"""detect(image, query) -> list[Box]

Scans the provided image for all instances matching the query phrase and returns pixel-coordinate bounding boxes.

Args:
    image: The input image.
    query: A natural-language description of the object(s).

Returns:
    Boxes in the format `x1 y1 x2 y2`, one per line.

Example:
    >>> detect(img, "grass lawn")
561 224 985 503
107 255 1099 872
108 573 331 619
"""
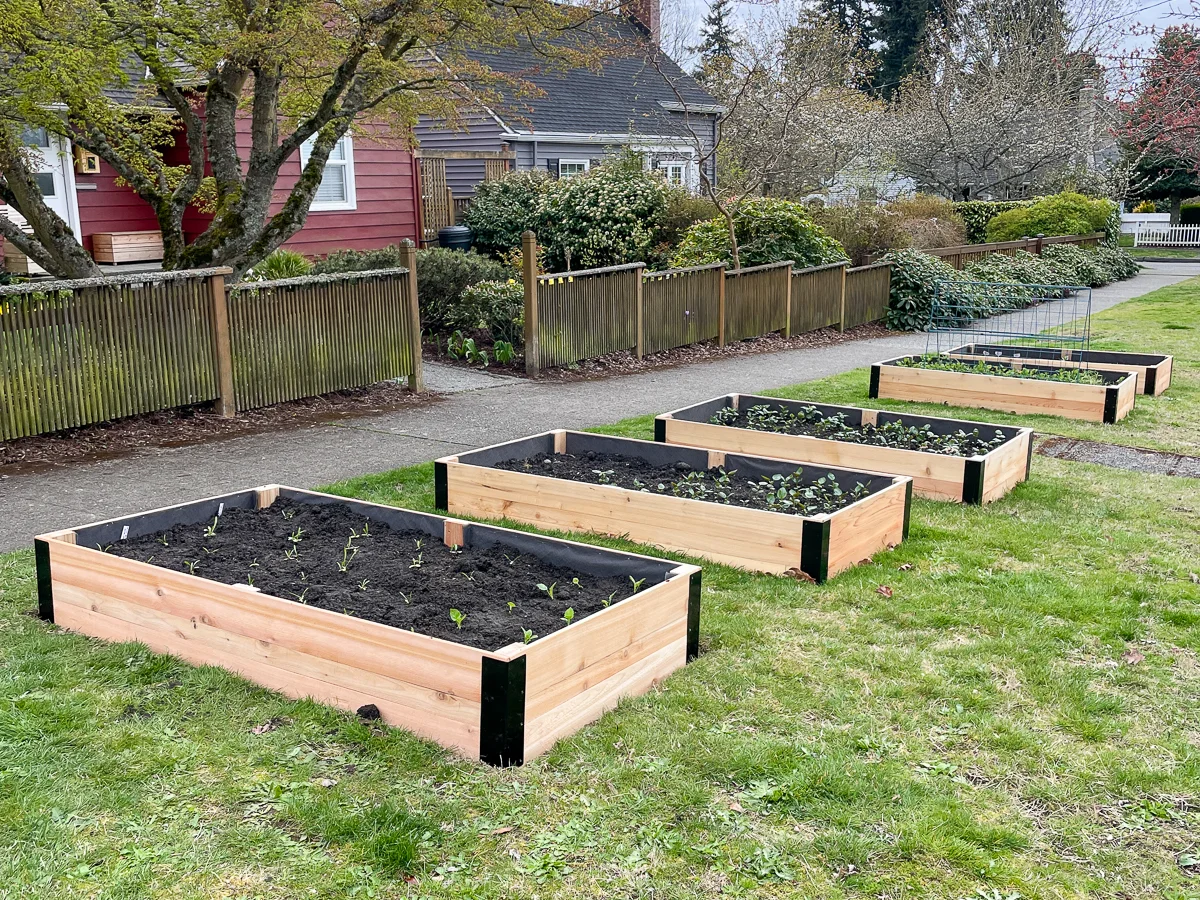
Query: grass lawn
1 281 1199 899
1118 235 1200 259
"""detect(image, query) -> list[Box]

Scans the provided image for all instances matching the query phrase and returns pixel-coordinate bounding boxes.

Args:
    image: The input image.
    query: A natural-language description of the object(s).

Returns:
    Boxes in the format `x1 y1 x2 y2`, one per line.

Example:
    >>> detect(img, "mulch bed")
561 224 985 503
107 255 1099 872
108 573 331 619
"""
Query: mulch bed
0 382 434 477
105 502 640 651
427 323 892 382
1037 436 1200 479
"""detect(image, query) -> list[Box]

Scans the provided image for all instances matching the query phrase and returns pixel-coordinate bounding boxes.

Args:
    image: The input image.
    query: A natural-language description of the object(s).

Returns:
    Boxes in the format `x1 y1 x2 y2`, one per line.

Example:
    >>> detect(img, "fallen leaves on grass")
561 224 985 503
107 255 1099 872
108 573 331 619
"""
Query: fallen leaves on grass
897 563 913 571
876 585 894 598
1123 649 1146 666
251 717 291 735
783 567 815 583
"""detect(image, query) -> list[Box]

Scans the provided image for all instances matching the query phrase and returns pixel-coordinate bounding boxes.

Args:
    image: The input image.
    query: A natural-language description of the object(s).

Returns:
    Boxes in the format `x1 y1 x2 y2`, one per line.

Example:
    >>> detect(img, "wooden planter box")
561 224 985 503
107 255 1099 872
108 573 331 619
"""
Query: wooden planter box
435 431 912 581
947 343 1173 396
92 231 165 264
656 394 1033 504
870 355 1138 423
34 485 699 766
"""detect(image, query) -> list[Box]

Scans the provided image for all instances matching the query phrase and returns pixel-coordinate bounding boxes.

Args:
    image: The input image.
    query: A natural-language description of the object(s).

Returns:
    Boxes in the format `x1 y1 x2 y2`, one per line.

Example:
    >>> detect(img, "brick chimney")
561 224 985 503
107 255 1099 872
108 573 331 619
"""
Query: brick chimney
627 0 661 45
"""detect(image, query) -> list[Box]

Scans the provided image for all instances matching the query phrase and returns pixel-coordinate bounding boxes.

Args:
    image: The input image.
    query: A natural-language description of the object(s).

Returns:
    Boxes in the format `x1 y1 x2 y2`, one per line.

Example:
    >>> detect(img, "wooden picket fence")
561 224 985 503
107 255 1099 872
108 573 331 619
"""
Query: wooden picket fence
520 232 891 375
924 232 1104 270
0 261 423 441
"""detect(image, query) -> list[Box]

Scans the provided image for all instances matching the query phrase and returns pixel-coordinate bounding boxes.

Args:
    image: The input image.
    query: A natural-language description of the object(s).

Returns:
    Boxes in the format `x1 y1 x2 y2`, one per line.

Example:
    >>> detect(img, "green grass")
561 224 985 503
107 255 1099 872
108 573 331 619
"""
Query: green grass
2 281 1199 899
1119 235 1200 259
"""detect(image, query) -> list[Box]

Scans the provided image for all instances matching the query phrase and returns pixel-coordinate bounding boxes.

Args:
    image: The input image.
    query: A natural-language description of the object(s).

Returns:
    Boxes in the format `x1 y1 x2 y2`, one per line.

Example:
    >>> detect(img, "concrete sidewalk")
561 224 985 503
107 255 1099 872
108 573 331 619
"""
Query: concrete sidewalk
2 263 1192 552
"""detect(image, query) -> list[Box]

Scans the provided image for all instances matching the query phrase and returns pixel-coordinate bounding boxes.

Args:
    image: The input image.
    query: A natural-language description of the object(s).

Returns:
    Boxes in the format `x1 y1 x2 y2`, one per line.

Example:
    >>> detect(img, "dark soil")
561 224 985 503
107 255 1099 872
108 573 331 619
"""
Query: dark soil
714 404 1008 457
0 382 434 477
104 503 640 651
493 451 871 516
1037 436 1200 478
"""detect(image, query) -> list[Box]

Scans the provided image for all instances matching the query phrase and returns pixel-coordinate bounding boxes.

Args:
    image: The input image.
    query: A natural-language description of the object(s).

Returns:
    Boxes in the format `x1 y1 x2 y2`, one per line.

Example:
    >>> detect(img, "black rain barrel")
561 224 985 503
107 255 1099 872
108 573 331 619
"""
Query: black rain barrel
438 225 473 251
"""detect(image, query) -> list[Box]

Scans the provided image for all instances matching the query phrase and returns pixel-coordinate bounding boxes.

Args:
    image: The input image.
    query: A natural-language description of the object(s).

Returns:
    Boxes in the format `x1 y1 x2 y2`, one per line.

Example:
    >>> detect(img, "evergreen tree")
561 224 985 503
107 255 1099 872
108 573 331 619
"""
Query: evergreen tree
818 0 876 55
693 0 737 79
873 0 951 97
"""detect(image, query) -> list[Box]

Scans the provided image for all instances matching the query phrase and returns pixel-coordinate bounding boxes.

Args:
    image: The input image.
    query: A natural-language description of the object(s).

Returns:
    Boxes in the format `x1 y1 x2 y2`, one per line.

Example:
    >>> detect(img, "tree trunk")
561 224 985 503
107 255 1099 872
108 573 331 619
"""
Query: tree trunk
1171 195 1183 224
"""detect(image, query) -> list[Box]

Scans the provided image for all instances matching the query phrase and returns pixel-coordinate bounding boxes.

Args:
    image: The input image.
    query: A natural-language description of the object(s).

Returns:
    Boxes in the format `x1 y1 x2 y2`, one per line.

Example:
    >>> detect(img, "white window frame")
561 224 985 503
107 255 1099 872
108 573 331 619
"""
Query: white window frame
557 158 589 179
661 161 687 187
300 134 357 211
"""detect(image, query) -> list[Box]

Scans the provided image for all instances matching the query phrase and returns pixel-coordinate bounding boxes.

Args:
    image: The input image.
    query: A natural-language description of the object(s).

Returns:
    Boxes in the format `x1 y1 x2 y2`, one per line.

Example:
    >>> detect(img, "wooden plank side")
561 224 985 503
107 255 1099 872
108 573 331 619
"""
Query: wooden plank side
47 540 486 700
445 463 807 574
825 480 908 576
949 350 1152 394
875 365 1110 421
521 576 689 709
664 416 967 501
1116 376 1137 421
1154 357 1173 395
982 430 1033 504
523 637 687 761
52 598 480 756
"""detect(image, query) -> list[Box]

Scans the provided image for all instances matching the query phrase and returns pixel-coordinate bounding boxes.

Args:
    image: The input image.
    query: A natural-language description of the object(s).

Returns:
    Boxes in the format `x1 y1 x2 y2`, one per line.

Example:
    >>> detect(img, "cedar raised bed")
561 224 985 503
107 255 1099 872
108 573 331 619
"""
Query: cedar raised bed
656 394 1033 503
947 343 1174 396
34 485 699 766
435 430 912 581
870 355 1138 423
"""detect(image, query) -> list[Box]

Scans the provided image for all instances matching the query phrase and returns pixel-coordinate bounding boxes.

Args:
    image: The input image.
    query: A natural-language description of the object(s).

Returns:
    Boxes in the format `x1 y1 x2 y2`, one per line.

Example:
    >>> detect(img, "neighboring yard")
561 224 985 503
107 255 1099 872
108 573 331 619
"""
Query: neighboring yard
1 281 1198 899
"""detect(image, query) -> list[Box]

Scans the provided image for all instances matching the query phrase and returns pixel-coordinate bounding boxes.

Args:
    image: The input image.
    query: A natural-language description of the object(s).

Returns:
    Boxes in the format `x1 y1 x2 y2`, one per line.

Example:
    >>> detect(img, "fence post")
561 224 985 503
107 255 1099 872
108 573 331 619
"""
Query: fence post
635 264 645 359
1033 233 1045 255
522 231 540 376
717 266 727 346
837 263 848 332
400 240 425 393
783 264 793 338
209 269 236 417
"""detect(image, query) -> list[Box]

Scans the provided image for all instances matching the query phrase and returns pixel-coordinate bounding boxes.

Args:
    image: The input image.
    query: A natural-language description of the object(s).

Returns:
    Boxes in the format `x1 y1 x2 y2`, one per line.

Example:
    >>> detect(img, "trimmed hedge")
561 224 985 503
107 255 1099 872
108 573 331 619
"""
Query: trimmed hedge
985 193 1115 243
673 198 847 269
953 200 1036 243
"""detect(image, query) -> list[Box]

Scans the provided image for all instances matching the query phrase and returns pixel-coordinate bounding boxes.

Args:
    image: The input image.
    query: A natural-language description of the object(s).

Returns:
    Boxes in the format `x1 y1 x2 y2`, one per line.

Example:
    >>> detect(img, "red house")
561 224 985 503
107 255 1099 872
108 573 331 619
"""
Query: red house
2 119 423 273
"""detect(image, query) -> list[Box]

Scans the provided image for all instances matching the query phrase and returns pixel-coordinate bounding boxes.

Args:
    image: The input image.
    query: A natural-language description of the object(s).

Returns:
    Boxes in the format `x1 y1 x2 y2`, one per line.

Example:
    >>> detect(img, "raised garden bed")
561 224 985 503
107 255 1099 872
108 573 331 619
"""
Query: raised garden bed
34 486 699 766
435 431 911 581
870 354 1138 423
655 394 1033 503
947 343 1173 396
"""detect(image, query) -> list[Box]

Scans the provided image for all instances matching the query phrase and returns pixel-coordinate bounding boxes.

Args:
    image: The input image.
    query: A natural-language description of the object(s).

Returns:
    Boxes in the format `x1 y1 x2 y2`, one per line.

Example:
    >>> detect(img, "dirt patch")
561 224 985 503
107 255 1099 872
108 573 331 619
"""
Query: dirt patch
0 382 436 478
104 503 643 651
1037 436 1200 478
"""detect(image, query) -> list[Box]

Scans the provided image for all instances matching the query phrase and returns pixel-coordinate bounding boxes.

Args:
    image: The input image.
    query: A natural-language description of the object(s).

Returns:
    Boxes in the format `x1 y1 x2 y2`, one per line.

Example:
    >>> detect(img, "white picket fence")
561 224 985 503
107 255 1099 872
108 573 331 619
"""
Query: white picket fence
1132 223 1200 247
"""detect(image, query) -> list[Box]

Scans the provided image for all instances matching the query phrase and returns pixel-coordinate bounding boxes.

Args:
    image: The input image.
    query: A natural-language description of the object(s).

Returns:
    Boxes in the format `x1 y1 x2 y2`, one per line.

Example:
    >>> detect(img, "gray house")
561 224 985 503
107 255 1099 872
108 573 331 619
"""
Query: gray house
415 1 722 208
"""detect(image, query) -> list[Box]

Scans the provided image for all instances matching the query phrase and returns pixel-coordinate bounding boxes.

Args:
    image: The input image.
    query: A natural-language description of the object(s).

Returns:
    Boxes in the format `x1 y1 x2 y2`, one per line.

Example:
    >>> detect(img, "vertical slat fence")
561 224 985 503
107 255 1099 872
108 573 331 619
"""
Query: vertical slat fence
723 261 793 342
0 270 224 441
790 262 847 334
226 269 418 411
419 157 452 242
926 232 1105 269
533 264 644 370
842 262 892 329
641 264 724 355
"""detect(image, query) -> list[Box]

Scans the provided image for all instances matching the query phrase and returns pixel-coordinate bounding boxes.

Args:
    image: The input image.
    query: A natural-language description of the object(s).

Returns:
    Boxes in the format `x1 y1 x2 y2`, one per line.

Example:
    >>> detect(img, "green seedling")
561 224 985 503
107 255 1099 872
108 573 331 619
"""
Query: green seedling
571 577 583 588
629 576 646 593
282 508 296 520
523 629 536 644
158 535 169 547
507 602 516 614
293 588 309 604
562 607 575 625
449 608 466 629
284 546 300 561
203 517 218 538
449 544 462 554
604 590 616 607
249 558 259 568
410 553 423 570
592 469 615 484
398 591 410 605
462 572 476 582
537 582 556 601
299 571 307 583
357 579 370 591
202 546 216 555
361 521 370 537
288 527 305 544
414 538 423 550
184 560 200 575
246 574 255 587
337 544 358 573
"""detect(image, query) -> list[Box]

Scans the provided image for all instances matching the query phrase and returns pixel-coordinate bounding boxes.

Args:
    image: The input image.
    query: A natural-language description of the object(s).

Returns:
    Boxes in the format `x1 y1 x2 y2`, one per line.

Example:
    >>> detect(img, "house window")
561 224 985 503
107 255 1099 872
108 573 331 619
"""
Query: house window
662 163 686 187
300 134 356 211
558 159 589 179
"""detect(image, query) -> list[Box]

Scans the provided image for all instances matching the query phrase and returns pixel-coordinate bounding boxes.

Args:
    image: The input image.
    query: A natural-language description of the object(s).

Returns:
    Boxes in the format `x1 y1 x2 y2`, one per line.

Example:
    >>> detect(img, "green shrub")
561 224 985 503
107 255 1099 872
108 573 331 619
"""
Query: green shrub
244 248 313 281
1093 246 1141 280
882 248 972 331
464 171 551 256
963 250 1060 286
809 203 910 266
1132 200 1157 213
953 199 1036 242
447 279 524 346
651 188 721 267
1039 244 1109 287
313 245 407 274
1182 202 1200 225
535 159 669 271
985 193 1115 243
673 198 847 269
414 249 510 332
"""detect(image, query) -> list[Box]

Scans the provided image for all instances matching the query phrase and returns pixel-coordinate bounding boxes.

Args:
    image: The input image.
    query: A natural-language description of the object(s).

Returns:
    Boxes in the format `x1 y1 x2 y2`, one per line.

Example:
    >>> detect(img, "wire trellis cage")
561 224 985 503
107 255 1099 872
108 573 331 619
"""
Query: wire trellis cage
925 280 1093 370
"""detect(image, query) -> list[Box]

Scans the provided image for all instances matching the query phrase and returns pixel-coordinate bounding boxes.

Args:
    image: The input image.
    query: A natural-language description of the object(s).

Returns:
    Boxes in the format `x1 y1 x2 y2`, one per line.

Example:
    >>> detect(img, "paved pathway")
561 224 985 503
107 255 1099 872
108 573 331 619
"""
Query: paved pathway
2 263 1192 552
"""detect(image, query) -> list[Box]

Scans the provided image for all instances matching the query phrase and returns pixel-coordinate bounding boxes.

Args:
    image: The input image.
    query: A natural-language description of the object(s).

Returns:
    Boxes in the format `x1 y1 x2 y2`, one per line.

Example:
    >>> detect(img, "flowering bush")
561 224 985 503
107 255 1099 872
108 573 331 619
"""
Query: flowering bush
534 159 669 271
672 198 847 269
464 171 551 256
447 279 525 346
